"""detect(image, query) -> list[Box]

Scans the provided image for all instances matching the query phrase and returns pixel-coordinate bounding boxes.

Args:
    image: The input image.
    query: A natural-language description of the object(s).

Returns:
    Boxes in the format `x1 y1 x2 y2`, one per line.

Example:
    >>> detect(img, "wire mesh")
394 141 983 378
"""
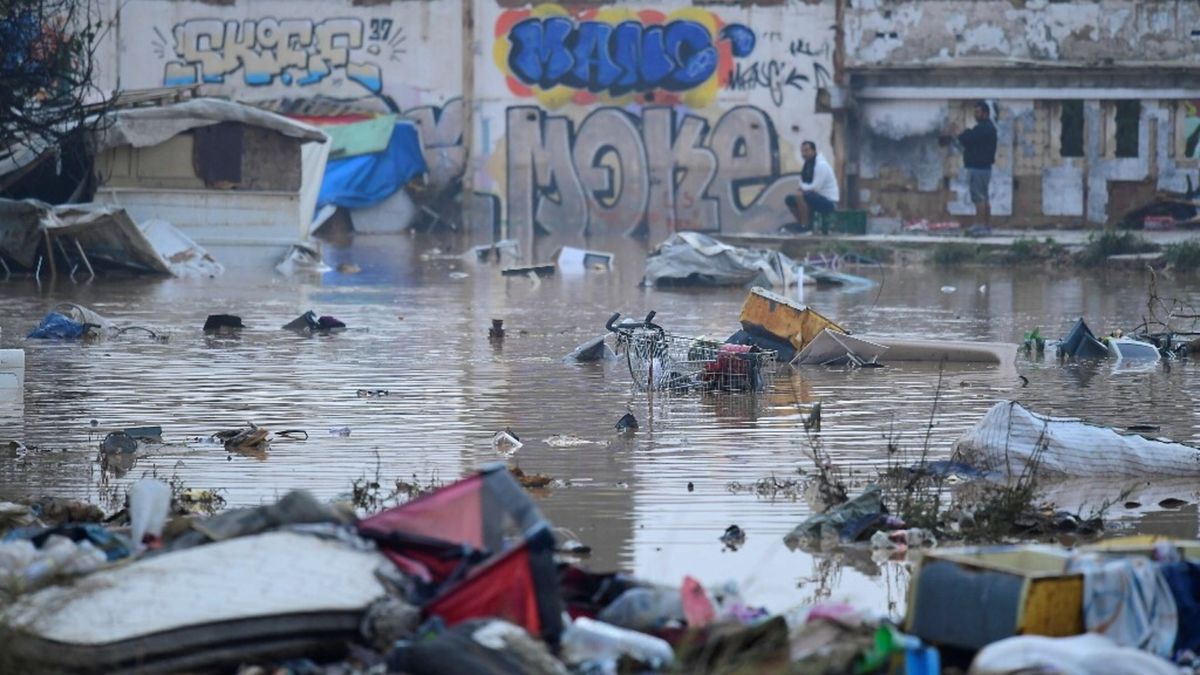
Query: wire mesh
618 329 777 393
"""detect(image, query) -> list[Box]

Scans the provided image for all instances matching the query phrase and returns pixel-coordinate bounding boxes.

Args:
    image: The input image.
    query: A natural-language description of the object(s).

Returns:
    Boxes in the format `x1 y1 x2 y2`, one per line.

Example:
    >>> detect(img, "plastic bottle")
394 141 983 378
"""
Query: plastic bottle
560 616 674 668
129 478 171 548
597 586 683 631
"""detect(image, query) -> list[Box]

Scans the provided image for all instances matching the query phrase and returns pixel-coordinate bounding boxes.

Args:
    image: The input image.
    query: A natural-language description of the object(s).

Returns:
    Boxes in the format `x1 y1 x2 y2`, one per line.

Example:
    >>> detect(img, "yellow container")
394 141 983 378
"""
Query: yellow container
738 287 845 354
1084 536 1200 559
905 546 1084 651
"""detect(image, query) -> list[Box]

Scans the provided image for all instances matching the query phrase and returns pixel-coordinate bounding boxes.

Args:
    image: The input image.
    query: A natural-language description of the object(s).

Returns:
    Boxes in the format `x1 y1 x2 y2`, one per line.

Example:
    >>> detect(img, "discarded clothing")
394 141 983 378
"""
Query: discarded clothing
388 619 568 675
953 401 1200 477
165 490 350 551
643 233 801 288
1159 560 1200 655
28 312 87 340
1066 553 1177 657
783 485 884 547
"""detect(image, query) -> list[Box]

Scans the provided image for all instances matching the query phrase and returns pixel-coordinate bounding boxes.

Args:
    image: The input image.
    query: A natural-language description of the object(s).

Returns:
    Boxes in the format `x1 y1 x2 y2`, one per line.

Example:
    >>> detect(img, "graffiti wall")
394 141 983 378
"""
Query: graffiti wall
476 2 837 238
116 0 463 111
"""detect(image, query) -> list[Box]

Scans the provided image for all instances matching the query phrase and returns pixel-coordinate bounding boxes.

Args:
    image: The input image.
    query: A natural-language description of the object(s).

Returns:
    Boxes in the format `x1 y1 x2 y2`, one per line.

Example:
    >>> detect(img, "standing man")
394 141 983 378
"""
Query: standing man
784 141 839 232
952 101 998 229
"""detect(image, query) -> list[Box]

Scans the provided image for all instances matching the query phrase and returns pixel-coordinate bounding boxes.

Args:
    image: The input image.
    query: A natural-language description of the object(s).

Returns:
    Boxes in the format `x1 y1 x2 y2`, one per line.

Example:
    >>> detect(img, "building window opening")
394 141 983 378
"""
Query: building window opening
1115 100 1140 158
1060 100 1084 158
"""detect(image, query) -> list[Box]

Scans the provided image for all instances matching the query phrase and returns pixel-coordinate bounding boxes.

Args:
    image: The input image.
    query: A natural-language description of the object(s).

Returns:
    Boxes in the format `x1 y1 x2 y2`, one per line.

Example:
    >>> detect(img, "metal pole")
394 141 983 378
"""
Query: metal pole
73 239 96 280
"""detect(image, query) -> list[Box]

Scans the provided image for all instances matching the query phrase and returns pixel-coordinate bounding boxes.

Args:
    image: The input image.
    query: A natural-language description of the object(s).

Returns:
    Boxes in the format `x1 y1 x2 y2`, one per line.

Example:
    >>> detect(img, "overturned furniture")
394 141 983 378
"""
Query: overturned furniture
0 198 220 278
90 98 329 269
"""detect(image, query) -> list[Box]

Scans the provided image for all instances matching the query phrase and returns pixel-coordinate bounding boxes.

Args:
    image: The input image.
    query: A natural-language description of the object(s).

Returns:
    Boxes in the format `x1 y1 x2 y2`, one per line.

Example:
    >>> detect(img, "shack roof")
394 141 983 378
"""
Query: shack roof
92 98 327 153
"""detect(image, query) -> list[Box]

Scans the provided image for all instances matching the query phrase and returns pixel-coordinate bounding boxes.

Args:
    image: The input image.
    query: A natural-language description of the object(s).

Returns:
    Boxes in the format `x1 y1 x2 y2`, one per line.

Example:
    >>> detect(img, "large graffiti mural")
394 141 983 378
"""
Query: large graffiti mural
506 104 802 238
495 6 756 109
158 17 407 93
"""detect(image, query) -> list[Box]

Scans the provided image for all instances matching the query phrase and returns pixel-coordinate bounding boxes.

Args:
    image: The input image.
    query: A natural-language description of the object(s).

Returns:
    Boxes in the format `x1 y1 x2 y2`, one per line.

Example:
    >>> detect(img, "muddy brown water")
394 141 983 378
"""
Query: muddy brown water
2 231 1200 619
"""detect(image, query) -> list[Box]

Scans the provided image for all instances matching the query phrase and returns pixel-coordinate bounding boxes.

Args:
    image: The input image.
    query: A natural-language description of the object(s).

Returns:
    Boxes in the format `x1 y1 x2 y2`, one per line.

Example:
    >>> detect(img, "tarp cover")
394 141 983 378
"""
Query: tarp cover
91 99 326 152
643 233 800 288
953 401 1200 477
317 122 427 210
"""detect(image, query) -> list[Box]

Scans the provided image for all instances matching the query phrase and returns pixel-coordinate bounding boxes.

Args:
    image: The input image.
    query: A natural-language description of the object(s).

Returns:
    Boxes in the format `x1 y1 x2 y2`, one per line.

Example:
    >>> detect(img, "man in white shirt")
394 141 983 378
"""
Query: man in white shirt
784 141 840 231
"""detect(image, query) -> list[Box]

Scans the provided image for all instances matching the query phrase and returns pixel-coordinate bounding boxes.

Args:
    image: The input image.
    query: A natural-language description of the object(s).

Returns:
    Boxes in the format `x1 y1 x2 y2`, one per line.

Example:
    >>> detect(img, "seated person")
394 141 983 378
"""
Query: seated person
784 140 839 232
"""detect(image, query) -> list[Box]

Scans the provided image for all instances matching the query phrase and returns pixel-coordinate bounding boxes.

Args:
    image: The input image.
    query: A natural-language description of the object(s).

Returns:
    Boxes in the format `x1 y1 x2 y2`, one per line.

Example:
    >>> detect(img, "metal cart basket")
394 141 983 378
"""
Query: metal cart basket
606 312 777 393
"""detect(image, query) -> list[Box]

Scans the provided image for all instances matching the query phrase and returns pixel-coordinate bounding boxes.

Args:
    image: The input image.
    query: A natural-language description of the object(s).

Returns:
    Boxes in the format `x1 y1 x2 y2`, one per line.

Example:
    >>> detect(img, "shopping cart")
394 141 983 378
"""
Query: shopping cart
606 312 777 393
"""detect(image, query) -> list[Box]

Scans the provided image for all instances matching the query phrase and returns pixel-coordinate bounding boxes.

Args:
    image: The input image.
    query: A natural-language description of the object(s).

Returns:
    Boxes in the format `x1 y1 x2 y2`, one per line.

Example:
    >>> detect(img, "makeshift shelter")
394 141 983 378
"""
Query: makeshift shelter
90 99 329 269
0 198 221 278
357 464 564 642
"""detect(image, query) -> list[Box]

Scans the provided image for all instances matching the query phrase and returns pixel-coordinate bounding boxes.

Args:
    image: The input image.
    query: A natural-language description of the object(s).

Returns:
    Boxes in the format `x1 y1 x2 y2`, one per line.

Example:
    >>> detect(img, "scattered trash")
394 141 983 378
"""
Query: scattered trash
283 310 347 333
128 478 170 549
492 427 522 454
448 271 470 280
214 424 272 454
642 233 802 288
1057 317 1108 359
275 243 332 276
954 401 1200 477
556 247 614 273
489 319 505 340
720 524 746 550
356 389 389 398
561 616 675 668
565 334 615 362
203 314 243 333
509 465 554 489
545 434 594 448
615 413 639 433
98 430 138 455
470 239 520 263
784 484 885 548
501 264 555 277
940 285 956 294
328 426 352 437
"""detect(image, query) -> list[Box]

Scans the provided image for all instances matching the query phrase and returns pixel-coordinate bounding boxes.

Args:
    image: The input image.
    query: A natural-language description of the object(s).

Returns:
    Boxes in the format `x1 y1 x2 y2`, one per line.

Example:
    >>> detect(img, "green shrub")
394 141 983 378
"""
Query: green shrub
1076 231 1159 267
1163 240 1200 272
932 242 981 265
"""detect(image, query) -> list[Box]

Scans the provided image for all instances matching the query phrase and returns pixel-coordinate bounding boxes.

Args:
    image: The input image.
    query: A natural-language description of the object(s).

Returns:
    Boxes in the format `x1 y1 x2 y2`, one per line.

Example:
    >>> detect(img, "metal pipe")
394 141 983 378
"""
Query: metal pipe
73 238 95 280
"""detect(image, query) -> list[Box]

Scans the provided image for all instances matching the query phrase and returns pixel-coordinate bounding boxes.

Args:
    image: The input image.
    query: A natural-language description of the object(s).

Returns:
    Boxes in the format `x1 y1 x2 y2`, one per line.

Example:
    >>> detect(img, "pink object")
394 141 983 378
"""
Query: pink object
681 576 716 628
807 602 860 623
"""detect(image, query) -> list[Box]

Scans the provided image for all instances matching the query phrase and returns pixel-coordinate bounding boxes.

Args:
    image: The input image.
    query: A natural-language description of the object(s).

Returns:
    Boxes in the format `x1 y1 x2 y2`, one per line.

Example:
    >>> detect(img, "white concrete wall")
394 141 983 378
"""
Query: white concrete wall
846 0 1200 66
114 0 463 111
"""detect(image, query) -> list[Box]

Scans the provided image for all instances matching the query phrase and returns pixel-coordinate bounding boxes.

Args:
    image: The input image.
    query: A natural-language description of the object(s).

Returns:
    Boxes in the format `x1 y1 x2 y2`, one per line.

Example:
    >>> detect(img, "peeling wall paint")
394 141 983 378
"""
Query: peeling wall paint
847 0 1200 66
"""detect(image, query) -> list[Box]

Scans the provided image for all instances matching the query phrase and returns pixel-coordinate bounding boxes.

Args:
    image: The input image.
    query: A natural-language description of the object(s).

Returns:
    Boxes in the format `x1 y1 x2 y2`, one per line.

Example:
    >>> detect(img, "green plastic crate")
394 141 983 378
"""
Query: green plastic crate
815 210 867 235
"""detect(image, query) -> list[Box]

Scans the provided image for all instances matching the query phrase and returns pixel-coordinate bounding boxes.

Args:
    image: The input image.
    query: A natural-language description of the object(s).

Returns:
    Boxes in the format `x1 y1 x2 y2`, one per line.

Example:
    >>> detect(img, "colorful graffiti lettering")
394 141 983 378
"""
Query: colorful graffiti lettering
157 17 406 93
505 105 801 238
494 6 755 109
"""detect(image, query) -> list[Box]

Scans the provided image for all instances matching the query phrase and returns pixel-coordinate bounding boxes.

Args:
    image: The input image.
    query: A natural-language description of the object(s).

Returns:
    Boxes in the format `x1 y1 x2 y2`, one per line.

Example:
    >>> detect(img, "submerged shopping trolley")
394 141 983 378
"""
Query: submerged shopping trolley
606 312 778 393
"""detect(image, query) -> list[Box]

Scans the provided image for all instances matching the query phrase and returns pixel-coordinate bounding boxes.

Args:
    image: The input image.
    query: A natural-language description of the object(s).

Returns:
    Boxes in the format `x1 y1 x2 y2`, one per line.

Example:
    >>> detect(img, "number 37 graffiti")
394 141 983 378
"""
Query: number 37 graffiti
156 16 407 93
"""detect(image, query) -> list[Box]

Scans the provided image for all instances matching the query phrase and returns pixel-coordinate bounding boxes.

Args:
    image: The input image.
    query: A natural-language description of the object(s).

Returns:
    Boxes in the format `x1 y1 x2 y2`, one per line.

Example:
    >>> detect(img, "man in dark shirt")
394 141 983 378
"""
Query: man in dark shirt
952 101 998 228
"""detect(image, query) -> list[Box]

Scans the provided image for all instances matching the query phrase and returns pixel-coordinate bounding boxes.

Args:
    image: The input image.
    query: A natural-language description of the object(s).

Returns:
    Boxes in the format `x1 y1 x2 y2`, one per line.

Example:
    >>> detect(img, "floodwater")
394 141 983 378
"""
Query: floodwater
3 231 1200 620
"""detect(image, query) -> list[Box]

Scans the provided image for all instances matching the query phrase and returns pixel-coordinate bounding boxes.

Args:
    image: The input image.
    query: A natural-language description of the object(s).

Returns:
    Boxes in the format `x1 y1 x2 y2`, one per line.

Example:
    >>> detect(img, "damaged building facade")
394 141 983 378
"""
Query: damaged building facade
69 0 1200 235
843 0 1200 228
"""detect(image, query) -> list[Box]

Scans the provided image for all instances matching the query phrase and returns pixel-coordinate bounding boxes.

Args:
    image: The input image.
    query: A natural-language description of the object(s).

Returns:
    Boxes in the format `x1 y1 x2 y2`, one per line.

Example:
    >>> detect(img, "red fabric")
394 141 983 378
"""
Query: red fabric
425 545 541 636
360 475 485 548
285 114 375 126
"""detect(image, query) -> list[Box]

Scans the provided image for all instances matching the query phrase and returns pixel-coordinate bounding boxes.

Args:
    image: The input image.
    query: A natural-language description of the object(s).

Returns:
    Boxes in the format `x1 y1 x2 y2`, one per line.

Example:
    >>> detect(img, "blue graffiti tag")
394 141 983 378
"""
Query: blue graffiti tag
507 18 755 95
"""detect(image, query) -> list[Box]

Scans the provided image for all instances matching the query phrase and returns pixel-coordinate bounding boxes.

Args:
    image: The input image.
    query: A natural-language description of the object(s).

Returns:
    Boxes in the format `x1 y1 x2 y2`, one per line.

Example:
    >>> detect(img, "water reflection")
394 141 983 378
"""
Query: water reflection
0 231 1199 618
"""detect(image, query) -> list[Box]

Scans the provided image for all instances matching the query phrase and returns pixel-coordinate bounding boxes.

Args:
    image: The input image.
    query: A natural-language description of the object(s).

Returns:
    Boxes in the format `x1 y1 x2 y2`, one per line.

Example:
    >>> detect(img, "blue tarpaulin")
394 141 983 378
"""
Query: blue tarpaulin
317 122 427 211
